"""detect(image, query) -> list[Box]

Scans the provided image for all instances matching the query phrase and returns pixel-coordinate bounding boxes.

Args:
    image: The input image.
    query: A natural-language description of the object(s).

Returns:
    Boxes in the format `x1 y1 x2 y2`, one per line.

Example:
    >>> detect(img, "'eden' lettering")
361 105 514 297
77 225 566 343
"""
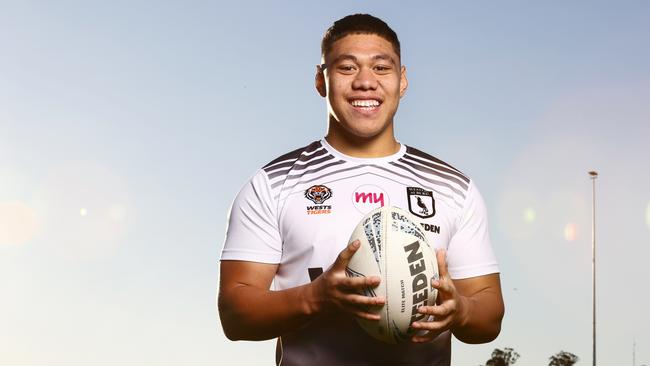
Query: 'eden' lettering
403 240 430 331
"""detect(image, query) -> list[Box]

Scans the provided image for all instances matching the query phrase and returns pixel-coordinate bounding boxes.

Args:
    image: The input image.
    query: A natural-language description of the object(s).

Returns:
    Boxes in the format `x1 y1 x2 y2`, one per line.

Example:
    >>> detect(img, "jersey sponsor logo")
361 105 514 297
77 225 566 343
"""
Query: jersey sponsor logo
420 223 441 234
305 184 333 215
403 240 430 337
304 184 332 204
306 204 332 215
352 184 389 214
355 192 385 205
407 187 435 219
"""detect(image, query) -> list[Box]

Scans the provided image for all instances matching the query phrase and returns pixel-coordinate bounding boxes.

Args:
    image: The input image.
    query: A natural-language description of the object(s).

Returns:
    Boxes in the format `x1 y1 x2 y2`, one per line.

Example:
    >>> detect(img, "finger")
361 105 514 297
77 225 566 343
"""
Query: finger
343 293 386 307
417 304 453 317
411 317 453 332
351 309 381 321
431 276 454 294
340 275 381 290
333 240 360 270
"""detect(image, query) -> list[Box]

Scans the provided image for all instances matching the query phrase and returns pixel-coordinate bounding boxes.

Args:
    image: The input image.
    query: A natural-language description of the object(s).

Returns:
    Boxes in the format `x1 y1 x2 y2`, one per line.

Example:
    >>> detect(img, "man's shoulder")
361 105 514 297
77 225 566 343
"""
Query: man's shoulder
403 144 471 186
261 140 323 173
259 140 335 186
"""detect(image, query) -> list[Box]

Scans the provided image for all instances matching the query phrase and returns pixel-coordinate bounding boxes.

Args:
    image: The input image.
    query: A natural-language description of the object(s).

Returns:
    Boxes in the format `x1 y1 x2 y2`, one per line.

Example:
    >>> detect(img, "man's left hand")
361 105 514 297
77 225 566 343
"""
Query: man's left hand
410 249 468 343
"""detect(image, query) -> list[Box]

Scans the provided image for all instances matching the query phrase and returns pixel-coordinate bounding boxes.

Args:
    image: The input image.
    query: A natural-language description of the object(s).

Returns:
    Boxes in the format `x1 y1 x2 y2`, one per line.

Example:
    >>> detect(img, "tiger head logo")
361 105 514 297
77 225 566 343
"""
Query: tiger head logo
305 185 333 204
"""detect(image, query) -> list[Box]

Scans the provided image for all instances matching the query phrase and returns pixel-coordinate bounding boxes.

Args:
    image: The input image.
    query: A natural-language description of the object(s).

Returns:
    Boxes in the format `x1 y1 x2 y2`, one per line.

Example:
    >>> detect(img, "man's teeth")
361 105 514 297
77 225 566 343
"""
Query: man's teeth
351 100 380 107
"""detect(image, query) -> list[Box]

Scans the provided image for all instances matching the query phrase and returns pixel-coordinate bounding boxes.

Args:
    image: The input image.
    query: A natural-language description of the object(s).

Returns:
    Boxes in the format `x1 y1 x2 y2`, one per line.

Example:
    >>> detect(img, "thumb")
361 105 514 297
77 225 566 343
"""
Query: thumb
435 249 449 280
433 249 453 303
333 240 360 270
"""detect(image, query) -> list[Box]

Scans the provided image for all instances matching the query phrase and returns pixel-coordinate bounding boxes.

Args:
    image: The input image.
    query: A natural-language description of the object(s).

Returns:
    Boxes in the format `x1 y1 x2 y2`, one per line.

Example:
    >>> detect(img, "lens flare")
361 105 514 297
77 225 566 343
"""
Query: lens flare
31 161 132 260
564 222 578 242
523 208 536 223
0 201 39 246
496 189 540 241
107 204 126 222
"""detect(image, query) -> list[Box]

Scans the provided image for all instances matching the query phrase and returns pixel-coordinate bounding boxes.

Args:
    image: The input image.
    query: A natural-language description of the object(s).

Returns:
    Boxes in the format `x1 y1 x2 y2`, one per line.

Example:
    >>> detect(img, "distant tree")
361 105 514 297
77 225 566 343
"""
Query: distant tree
548 351 579 366
485 347 520 366
486 359 506 366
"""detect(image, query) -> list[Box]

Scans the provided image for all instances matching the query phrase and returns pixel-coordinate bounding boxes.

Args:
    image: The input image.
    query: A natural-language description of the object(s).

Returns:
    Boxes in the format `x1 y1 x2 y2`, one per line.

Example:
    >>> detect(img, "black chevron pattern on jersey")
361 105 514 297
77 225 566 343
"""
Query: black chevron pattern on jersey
396 157 468 191
270 160 346 189
275 164 368 196
267 142 469 209
267 152 334 180
389 161 466 199
273 163 465 209
263 140 323 173
405 146 469 184
371 165 464 208
263 141 347 191
265 148 328 175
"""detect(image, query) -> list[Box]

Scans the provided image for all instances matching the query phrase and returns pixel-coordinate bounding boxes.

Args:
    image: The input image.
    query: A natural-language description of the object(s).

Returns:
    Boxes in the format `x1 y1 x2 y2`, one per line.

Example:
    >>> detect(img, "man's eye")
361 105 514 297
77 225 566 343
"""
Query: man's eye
337 65 357 73
374 65 392 73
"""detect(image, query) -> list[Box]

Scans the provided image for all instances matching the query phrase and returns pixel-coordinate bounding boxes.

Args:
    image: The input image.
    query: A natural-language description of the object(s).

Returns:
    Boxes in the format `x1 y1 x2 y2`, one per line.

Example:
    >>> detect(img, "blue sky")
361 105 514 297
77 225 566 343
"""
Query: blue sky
1 1 649 365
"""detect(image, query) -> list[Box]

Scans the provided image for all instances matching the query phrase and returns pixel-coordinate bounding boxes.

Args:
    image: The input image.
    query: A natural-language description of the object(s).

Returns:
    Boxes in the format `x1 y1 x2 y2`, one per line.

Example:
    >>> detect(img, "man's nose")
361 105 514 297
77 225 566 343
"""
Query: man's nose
352 67 378 90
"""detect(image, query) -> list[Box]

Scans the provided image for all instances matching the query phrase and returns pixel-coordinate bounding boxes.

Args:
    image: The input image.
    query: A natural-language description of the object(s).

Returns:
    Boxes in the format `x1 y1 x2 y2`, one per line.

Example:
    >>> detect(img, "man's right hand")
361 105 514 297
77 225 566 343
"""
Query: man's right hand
309 240 385 320
219 240 384 341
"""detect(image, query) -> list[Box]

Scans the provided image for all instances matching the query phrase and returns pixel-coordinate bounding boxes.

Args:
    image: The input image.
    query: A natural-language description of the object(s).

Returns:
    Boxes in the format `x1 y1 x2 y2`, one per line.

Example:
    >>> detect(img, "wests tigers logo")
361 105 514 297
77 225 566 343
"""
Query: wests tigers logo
304 185 332 204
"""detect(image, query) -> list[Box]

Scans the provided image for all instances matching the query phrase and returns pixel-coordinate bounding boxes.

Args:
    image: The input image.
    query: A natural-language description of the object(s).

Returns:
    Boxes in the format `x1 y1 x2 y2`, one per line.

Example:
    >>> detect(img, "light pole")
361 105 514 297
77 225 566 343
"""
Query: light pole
589 171 598 366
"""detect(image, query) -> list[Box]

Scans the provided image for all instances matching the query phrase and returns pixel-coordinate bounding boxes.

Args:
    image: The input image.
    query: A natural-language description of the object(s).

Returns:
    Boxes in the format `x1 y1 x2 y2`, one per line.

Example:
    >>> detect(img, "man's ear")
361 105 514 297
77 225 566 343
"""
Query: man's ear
399 65 408 98
315 65 326 97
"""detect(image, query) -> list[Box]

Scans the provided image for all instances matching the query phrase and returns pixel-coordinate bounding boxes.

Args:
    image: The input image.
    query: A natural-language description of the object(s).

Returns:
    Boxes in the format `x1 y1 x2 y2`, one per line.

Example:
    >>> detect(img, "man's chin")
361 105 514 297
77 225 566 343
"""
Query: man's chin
329 115 393 140
342 125 391 141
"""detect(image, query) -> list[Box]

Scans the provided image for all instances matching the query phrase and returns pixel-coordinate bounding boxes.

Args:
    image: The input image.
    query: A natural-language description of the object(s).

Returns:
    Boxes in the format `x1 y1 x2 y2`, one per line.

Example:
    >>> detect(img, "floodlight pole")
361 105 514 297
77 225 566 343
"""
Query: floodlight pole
589 171 598 366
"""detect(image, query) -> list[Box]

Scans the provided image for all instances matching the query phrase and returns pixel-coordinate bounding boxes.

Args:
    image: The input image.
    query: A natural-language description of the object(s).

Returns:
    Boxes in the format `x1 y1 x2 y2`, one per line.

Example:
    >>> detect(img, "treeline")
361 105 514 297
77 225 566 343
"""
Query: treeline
482 347 579 365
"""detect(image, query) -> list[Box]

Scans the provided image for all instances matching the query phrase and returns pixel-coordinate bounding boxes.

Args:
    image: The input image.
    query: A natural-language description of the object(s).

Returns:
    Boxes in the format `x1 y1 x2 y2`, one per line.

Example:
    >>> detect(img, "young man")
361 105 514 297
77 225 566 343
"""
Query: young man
219 14 504 366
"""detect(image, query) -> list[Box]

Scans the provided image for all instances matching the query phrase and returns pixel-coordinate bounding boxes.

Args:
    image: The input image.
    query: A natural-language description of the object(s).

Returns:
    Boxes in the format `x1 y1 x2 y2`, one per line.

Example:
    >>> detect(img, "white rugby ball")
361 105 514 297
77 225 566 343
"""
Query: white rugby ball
346 205 439 344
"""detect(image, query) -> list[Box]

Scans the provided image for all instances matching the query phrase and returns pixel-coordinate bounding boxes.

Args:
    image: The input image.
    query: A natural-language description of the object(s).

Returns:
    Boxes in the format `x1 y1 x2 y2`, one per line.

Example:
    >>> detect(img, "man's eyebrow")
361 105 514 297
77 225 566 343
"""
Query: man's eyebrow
372 54 397 65
330 54 358 64
329 53 397 65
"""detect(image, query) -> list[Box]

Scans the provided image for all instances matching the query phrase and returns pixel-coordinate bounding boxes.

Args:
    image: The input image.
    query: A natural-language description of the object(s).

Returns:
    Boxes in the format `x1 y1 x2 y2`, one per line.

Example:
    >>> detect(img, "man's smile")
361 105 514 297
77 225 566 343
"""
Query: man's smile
349 98 383 114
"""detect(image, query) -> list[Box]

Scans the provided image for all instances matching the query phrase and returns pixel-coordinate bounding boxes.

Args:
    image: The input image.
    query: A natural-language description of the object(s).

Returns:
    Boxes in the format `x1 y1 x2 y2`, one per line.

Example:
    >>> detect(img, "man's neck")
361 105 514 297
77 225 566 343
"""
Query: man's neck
324 120 400 158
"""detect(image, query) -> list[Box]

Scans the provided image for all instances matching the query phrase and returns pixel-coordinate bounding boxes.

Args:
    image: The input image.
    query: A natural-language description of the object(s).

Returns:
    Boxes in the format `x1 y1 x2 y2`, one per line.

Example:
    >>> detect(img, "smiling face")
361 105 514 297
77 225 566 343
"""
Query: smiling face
317 33 408 146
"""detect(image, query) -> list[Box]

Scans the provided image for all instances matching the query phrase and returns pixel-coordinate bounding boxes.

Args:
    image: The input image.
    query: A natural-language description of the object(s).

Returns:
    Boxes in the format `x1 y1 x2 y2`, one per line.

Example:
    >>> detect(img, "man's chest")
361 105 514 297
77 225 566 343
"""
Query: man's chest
277 173 457 270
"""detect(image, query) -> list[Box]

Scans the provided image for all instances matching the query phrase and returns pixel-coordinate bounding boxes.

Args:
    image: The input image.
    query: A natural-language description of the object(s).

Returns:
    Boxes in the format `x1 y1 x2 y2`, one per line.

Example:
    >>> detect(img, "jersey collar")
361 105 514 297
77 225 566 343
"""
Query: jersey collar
320 138 406 164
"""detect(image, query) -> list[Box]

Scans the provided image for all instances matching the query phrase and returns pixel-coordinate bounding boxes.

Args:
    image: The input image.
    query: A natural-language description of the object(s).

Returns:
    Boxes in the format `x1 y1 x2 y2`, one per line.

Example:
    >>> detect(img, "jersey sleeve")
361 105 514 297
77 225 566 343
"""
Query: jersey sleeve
445 180 499 279
220 170 282 263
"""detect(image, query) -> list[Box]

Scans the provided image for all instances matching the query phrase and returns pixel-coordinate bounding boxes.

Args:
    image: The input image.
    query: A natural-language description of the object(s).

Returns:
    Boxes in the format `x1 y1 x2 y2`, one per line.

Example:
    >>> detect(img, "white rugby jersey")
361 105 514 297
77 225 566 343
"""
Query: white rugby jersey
221 139 499 366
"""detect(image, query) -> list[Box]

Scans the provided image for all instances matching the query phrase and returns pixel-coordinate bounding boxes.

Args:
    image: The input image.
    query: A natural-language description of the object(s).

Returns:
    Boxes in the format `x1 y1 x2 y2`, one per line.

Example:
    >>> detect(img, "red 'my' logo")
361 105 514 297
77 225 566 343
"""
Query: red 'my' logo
354 192 385 206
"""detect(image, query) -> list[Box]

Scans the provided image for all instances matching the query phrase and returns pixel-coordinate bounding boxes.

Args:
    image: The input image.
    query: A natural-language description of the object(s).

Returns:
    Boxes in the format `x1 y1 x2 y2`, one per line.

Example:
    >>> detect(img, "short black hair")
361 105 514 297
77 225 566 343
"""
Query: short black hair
321 14 401 59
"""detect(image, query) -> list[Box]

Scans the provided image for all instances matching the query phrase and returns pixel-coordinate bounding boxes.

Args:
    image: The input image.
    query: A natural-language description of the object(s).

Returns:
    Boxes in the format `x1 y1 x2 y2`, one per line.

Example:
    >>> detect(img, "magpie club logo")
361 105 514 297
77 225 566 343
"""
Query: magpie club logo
406 187 435 219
